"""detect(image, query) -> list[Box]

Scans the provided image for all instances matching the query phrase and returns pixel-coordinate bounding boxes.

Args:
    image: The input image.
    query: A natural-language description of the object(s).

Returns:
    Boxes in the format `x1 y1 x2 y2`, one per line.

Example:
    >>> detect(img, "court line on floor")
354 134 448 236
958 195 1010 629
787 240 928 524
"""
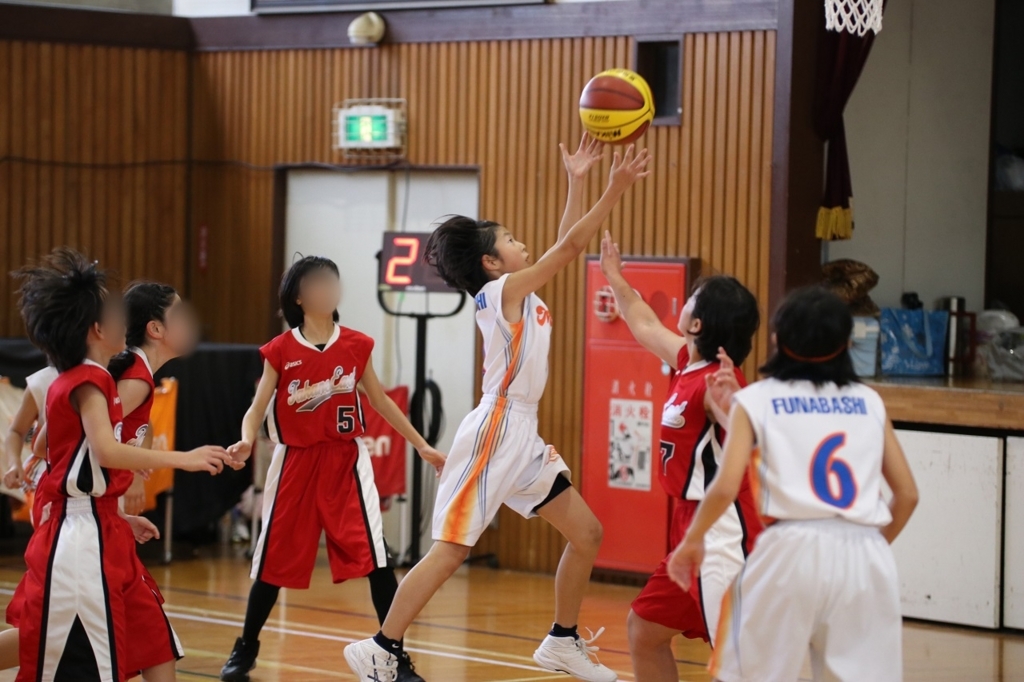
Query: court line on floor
155 582 710 670
166 601 543 666
164 610 638 680
0 577 702 677
180 645 349 678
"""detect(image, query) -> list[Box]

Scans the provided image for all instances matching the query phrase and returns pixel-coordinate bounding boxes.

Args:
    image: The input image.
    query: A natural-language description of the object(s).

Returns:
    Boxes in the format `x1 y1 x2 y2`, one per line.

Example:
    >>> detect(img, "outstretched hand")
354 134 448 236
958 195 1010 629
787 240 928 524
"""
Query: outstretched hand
599 231 624 279
560 132 604 180
705 347 742 415
607 145 652 193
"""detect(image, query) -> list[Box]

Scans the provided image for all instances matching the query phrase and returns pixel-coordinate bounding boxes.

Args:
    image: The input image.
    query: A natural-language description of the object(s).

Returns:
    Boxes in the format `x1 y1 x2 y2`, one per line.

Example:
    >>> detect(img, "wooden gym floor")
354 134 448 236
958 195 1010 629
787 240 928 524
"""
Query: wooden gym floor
0 548 1022 681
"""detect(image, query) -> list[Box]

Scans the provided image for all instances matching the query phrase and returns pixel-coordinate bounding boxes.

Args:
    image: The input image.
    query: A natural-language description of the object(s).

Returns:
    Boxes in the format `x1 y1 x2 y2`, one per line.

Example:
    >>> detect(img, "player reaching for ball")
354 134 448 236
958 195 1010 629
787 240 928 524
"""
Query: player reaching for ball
668 287 919 682
599 233 762 681
344 135 651 682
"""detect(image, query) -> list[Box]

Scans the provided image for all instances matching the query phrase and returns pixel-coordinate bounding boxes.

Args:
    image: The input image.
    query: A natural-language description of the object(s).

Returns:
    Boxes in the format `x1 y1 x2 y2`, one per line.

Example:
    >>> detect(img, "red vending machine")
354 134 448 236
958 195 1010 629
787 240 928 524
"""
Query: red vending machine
580 256 696 574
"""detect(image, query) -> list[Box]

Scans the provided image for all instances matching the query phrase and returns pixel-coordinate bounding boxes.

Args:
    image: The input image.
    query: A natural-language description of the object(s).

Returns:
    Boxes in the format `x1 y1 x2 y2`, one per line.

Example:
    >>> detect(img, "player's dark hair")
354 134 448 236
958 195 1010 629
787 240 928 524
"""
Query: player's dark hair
423 215 501 295
108 281 177 380
12 247 109 373
760 286 859 387
279 255 341 329
690 276 760 366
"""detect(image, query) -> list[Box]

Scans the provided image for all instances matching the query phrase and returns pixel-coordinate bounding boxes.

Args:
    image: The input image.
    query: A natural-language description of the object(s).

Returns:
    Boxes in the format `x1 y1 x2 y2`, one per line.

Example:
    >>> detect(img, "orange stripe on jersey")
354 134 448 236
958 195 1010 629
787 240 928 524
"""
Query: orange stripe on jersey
499 320 525 396
708 577 736 677
749 446 765 513
442 400 510 544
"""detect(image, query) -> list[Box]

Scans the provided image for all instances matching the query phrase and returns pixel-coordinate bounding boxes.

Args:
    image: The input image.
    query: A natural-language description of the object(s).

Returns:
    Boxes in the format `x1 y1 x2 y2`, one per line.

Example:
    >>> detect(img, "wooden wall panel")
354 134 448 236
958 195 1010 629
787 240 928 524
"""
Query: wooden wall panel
190 33 775 572
0 41 189 336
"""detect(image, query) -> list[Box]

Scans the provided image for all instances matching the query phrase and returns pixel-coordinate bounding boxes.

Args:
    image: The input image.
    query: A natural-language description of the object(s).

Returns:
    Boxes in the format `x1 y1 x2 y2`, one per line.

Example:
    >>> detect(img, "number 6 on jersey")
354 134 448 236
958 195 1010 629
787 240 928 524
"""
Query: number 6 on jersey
810 432 858 509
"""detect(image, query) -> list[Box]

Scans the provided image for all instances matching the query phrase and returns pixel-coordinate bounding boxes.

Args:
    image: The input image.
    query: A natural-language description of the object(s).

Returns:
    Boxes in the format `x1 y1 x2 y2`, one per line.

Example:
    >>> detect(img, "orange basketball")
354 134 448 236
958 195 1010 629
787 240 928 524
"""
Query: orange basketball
579 69 655 145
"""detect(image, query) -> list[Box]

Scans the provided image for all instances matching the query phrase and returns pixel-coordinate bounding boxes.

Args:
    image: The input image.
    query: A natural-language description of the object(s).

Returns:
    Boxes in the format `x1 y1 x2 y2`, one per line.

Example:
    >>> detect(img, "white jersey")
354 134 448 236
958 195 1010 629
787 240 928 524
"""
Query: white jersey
25 366 58 430
474 274 552 404
733 379 892 527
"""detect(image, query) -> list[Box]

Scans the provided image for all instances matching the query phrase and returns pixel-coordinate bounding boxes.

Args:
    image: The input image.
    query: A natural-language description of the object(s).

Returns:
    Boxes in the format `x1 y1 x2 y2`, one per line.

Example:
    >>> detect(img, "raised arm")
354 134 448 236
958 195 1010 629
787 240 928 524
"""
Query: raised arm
501 145 651 319
599 231 685 368
358 359 446 475
879 420 918 543
556 133 604 242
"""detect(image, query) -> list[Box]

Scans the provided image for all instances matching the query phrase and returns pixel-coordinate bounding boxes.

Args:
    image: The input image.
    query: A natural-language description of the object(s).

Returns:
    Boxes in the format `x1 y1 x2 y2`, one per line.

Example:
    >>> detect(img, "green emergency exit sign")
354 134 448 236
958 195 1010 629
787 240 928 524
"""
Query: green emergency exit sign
345 114 388 143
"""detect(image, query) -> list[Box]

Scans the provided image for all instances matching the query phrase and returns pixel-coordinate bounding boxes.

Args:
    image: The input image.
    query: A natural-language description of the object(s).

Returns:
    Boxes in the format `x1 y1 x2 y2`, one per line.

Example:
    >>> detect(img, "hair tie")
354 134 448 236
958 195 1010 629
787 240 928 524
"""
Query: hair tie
781 345 846 364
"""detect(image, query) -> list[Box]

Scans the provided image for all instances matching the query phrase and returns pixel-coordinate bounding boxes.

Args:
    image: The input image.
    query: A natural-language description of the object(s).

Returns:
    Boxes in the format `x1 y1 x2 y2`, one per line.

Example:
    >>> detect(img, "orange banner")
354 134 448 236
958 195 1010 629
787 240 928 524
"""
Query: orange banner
144 378 178 511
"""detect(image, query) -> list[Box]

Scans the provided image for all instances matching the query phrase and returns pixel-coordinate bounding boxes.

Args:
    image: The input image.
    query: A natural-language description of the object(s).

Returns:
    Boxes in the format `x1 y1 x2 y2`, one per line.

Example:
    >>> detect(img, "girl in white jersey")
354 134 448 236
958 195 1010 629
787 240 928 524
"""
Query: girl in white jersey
346 137 651 682
669 287 919 682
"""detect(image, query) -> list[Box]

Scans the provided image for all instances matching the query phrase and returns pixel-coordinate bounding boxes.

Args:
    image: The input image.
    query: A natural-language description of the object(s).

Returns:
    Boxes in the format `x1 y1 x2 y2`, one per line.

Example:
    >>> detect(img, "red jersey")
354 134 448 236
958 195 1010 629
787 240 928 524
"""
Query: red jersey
118 349 155 447
38 361 133 501
261 325 374 448
658 346 746 500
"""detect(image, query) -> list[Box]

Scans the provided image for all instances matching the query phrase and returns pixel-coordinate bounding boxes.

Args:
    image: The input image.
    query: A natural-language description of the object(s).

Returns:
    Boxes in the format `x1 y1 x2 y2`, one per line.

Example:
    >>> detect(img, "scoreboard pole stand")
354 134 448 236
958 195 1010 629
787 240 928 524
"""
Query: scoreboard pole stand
377 235 466 565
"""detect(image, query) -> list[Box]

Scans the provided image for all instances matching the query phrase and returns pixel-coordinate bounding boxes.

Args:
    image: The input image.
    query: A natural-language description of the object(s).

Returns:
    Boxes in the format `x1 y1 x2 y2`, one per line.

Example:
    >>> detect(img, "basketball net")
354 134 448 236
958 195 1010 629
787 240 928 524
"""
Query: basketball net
825 0 883 36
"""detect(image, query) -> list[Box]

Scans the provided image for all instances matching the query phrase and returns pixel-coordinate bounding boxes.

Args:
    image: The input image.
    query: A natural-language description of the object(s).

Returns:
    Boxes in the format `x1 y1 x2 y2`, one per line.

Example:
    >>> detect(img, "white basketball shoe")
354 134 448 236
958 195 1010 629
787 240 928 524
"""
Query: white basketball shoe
533 627 618 682
344 639 398 682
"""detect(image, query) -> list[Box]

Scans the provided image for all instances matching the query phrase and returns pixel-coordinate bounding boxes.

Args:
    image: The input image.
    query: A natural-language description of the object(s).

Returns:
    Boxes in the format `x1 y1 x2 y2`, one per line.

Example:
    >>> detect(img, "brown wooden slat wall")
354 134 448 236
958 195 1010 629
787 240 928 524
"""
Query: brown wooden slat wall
190 33 776 572
0 41 190 336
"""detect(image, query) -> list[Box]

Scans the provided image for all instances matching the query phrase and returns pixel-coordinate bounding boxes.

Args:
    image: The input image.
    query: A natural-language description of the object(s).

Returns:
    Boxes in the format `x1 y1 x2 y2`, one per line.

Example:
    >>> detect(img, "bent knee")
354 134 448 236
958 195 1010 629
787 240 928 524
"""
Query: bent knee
627 609 674 650
433 540 472 568
579 518 603 551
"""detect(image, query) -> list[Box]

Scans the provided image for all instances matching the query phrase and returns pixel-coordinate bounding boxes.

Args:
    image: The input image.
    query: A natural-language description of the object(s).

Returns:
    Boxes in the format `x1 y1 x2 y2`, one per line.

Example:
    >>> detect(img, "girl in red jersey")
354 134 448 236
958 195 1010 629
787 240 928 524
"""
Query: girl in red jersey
105 282 200 681
599 233 762 682
220 256 445 682
9 248 233 682
2 282 199 681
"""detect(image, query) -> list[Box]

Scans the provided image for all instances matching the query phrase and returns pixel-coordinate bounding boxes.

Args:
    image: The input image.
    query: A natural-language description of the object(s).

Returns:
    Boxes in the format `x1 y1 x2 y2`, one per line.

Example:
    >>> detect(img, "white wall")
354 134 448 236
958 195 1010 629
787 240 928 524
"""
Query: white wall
827 0 995 312
285 169 480 558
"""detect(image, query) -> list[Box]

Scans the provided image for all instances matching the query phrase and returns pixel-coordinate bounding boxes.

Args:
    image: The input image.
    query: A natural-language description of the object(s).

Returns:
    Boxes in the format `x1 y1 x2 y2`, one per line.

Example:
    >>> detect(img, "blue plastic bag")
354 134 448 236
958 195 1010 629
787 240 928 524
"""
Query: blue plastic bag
879 308 949 376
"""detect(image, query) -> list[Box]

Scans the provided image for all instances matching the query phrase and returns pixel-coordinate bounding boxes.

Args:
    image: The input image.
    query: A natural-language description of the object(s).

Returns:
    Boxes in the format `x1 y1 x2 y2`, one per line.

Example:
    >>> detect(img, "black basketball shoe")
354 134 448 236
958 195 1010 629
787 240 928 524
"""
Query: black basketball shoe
396 649 426 682
220 637 260 682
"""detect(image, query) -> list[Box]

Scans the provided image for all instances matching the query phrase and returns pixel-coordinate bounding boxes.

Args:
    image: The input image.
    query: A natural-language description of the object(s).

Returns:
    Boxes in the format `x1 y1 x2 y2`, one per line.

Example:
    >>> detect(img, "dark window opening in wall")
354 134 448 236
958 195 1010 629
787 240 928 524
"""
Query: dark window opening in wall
635 37 683 126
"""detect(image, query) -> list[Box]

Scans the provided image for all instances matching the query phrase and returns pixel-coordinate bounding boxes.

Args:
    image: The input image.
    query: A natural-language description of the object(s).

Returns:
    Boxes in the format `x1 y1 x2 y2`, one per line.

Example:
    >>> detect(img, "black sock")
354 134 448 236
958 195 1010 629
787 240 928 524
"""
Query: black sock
367 567 399 626
241 579 281 644
374 631 403 654
549 623 579 640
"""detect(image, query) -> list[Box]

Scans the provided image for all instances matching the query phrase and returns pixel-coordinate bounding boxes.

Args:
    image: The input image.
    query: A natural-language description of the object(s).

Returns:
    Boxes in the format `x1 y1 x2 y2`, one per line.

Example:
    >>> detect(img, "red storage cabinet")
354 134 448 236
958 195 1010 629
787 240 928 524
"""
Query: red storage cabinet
580 256 695 574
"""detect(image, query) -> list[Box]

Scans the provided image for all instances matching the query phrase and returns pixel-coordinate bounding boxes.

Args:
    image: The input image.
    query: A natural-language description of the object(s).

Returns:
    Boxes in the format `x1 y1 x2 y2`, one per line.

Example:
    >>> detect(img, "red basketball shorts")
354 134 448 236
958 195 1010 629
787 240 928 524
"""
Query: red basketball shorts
631 492 761 646
120 533 184 676
250 439 389 589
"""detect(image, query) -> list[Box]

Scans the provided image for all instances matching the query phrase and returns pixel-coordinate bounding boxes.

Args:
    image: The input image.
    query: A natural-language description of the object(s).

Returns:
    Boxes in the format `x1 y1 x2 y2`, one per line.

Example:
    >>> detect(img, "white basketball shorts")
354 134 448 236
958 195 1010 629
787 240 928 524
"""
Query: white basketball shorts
711 517 903 682
433 395 570 547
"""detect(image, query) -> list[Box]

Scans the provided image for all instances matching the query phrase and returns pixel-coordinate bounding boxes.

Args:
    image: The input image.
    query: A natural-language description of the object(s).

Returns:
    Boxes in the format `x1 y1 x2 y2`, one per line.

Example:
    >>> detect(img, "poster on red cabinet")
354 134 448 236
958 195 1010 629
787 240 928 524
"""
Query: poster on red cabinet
608 398 654 491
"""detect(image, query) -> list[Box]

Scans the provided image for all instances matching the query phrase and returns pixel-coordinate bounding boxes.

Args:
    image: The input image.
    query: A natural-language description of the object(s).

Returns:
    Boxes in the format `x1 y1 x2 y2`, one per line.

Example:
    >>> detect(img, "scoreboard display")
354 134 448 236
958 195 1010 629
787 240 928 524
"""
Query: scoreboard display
378 232 451 293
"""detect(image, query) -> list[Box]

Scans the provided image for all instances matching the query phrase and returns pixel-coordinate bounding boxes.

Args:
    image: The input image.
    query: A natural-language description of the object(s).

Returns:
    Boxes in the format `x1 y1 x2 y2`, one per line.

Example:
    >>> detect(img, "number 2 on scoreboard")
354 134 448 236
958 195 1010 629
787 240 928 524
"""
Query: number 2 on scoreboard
384 236 420 286
809 432 858 509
